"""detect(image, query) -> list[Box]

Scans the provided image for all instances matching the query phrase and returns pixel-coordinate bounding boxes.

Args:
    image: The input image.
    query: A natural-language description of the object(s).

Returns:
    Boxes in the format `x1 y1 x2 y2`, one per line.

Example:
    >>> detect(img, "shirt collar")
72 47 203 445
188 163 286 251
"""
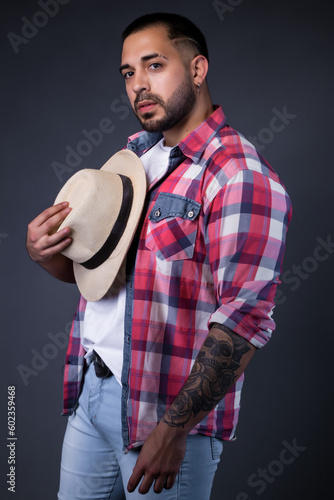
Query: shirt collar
127 106 226 164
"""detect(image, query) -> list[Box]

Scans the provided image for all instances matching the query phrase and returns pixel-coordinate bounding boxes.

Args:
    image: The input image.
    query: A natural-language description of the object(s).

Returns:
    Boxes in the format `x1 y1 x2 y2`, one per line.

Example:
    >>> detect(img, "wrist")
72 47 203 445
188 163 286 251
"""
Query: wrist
159 417 189 440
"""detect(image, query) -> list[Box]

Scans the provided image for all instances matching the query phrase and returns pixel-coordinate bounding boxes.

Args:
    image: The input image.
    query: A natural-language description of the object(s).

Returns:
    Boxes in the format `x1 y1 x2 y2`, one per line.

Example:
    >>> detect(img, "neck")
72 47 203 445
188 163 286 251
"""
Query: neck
163 89 214 147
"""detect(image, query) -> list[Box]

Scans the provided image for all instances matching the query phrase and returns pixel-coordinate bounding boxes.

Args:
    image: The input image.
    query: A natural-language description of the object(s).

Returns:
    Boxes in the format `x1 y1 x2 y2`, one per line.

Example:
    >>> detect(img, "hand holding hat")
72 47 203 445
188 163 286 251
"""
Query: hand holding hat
54 150 146 302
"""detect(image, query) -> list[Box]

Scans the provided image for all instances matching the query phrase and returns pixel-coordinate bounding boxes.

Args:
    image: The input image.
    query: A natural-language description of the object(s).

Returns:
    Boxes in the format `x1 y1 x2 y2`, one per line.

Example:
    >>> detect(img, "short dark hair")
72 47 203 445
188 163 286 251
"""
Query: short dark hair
121 12 209 62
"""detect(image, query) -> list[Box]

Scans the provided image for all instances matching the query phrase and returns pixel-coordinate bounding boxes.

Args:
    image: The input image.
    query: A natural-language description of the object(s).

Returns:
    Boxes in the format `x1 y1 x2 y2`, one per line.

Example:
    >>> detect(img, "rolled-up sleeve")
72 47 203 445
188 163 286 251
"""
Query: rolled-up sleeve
205 166 292 348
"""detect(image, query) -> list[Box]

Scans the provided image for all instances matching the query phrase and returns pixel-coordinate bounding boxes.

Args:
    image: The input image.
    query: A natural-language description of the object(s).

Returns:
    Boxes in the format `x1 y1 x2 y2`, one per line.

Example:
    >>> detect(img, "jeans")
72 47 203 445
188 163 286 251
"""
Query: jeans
58 361 223 499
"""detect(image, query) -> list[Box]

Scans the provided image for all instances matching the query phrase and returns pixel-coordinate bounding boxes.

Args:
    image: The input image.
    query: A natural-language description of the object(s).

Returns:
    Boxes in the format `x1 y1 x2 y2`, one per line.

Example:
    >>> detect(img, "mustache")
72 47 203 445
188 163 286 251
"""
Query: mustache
134 93 165 109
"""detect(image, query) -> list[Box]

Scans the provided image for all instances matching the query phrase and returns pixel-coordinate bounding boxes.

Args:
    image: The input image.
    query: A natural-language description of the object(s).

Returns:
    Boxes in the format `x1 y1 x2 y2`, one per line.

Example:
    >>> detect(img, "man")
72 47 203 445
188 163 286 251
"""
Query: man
26 13 292 500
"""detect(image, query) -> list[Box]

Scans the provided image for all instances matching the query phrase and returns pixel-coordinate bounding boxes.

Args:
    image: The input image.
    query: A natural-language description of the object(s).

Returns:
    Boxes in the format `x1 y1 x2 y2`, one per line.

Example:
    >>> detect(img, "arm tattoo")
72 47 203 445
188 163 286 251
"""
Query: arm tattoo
162 323 251 428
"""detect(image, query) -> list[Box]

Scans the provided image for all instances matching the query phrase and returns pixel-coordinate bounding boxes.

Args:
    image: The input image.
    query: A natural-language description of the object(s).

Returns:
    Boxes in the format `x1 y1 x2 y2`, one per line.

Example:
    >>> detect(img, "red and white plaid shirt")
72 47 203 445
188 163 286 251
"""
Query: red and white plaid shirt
62 106 292 449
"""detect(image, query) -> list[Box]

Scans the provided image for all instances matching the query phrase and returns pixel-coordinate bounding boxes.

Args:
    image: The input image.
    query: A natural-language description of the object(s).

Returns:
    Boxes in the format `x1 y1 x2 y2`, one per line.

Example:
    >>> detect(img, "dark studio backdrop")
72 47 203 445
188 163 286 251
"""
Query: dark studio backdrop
1 0 332 499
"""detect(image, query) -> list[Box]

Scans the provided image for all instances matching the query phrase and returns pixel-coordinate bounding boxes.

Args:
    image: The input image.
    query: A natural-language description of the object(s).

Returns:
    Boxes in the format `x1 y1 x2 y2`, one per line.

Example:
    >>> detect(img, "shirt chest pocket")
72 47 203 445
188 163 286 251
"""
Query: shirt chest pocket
145 193 201 261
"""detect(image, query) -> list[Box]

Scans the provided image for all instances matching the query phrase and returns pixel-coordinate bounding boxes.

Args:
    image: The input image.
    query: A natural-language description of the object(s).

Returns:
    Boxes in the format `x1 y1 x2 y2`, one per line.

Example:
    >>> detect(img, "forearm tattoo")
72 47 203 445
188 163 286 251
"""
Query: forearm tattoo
162 323 251 428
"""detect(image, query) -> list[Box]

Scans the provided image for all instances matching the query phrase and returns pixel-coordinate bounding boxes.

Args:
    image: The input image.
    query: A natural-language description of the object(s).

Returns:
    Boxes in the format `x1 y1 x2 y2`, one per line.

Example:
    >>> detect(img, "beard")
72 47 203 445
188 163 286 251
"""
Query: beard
134 76 197 133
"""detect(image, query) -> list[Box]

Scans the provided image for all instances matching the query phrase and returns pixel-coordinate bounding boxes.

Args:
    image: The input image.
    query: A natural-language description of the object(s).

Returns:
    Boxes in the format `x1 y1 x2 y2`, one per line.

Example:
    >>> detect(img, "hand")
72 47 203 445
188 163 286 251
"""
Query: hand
26 202 72 263
26 202 75 282
127 421 187 495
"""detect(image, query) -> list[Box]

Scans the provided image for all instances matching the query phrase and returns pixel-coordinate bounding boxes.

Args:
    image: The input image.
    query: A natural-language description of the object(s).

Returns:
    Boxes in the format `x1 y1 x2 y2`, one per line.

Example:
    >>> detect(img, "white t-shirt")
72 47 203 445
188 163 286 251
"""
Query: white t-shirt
82 138 173 385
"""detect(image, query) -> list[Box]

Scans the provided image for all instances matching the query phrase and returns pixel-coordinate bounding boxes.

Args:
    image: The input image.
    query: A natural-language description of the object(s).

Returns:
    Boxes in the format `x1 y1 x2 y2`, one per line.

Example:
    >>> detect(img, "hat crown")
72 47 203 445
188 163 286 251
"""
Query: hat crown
56 169 123 263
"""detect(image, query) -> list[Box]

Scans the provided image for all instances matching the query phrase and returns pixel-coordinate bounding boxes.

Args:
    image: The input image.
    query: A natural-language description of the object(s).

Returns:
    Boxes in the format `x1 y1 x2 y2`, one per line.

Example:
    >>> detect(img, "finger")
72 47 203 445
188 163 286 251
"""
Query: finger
153 475 168 494
138 474 156 495
165 474 177 490
30 234 72 263
28 205 71 242
41 226 71 250
32 202 70 228
127 469 143 493
29 208 72 249
40 236 72 259
41 207 72 237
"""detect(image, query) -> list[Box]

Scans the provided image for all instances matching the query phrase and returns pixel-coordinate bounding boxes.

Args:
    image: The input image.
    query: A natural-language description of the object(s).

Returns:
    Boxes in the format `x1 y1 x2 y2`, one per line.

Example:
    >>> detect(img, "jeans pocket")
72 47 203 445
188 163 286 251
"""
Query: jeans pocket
210 436 224 461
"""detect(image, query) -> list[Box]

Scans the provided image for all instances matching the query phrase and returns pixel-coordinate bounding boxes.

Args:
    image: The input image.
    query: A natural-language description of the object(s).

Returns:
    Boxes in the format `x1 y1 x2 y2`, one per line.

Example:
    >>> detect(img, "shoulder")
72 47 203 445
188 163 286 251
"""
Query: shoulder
202 124 290 206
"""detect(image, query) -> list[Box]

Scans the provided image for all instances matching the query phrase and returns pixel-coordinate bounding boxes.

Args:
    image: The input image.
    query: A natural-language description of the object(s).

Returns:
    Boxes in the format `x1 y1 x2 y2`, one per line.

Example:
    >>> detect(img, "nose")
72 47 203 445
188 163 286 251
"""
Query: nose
132 70 150 95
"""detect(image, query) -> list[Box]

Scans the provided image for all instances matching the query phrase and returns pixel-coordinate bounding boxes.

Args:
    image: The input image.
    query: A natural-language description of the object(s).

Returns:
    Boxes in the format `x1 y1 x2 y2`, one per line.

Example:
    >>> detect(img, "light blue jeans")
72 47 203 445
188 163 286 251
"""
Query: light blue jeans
58 361 223 499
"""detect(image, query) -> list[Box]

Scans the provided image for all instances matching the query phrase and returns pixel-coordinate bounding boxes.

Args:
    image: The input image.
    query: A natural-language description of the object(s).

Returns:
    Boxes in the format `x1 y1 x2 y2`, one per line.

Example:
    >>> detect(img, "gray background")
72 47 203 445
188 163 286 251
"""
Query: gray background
1 0 332 498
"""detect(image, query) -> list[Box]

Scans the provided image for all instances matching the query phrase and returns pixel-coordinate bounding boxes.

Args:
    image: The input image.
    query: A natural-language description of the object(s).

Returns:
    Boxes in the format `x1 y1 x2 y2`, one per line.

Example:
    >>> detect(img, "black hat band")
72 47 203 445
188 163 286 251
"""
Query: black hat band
81 174 134 270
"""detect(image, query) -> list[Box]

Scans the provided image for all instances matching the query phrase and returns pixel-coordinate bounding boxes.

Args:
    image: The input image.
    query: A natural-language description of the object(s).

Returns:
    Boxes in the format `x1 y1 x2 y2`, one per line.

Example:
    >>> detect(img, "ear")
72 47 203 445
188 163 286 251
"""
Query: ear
190 55 209 86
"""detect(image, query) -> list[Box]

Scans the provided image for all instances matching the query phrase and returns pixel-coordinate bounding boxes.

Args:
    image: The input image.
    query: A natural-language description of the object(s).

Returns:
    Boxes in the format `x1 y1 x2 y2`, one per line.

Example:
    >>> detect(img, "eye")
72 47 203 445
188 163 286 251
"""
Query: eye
123 71 134 80
149 62 162 70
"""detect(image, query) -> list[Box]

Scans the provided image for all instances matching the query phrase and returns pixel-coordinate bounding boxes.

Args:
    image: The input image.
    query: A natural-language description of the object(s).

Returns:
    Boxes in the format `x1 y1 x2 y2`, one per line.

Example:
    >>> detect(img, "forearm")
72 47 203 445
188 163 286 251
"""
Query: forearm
37 253 75 283
161 323 256 433
127 324 256 494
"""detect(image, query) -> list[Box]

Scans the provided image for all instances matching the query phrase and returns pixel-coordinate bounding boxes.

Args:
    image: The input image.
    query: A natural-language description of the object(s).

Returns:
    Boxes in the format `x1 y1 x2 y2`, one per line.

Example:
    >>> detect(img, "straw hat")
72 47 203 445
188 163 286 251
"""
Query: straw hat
54 150 146 301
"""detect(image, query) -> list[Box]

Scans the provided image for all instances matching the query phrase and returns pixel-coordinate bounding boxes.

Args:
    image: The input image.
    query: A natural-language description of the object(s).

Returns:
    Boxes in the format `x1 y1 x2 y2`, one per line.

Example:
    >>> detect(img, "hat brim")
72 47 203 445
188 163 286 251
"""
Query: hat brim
72 149 146 302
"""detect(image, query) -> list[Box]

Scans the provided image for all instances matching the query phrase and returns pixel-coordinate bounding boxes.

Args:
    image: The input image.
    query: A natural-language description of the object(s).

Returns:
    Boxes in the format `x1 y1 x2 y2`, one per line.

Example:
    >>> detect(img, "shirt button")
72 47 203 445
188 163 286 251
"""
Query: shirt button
155 209 161 217
188 210 194 218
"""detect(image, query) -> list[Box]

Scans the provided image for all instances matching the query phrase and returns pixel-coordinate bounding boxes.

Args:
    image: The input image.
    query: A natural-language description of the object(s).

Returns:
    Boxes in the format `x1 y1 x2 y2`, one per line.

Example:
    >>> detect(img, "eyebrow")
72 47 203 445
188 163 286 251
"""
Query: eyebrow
119 53 168 73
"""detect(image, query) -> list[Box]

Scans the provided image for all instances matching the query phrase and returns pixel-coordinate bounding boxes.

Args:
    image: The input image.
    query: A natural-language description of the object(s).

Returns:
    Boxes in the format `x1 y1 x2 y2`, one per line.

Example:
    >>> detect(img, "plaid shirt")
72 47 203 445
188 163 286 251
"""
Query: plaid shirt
62 106 292 448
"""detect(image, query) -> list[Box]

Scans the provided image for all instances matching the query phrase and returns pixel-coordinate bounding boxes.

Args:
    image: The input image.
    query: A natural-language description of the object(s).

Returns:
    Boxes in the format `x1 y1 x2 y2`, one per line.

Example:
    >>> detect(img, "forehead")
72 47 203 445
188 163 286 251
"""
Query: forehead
121 26 181 63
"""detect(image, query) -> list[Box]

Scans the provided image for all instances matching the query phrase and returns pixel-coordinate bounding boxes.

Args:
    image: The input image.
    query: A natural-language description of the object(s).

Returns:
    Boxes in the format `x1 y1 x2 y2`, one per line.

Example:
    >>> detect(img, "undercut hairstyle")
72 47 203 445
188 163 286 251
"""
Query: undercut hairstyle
121 12 209 63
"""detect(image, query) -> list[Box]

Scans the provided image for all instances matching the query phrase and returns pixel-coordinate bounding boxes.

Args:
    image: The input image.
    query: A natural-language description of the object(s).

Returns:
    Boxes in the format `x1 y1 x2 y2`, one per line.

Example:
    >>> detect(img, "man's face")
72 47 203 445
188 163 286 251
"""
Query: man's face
120 26 197 133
